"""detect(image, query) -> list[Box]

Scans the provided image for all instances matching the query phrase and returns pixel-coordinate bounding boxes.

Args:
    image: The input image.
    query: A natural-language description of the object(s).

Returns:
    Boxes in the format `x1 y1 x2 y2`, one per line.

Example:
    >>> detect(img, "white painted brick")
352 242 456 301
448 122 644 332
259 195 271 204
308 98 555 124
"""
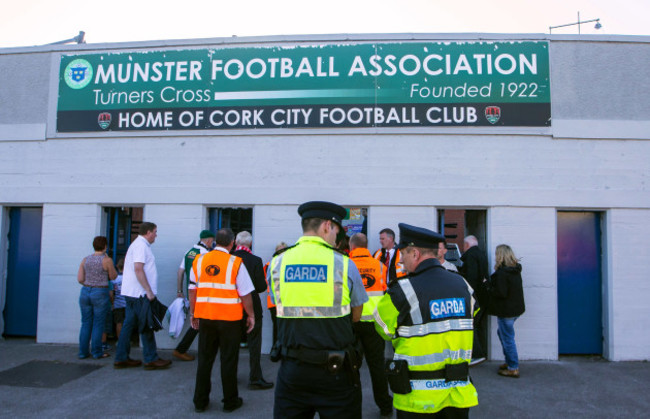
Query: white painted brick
37 204 101 344
606 209 650 360
488 207 558 361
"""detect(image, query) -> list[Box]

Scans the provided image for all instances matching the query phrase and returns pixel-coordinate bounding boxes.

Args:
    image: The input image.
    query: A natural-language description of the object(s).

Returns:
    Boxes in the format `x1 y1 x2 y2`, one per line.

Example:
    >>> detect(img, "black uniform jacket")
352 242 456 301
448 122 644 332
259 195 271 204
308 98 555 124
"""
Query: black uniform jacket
388 258 473 328
232 249 268 320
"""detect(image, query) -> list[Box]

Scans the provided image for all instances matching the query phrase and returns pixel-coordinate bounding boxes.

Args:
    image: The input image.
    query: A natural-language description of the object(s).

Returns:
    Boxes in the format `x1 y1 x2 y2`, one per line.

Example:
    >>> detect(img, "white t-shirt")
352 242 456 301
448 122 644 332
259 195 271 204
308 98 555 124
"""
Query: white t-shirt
122 235 158 297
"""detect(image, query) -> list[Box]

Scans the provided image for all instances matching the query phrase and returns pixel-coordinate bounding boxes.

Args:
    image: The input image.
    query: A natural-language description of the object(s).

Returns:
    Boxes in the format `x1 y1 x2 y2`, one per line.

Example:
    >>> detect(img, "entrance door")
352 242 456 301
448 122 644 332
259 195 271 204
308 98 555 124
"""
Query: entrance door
209 208 253 237
3 207 43 337
557 211 603 354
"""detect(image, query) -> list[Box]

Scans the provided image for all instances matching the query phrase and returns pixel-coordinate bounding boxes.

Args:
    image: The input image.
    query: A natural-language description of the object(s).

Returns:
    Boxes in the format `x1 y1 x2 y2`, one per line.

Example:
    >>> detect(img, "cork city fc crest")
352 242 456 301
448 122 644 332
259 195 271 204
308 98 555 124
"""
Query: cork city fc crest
98 112 112 129
485 106 501 124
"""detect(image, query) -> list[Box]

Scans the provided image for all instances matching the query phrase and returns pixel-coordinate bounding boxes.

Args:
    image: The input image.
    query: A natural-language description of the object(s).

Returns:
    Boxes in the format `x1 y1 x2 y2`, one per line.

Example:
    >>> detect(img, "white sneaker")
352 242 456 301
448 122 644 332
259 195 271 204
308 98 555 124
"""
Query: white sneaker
470 357 486 366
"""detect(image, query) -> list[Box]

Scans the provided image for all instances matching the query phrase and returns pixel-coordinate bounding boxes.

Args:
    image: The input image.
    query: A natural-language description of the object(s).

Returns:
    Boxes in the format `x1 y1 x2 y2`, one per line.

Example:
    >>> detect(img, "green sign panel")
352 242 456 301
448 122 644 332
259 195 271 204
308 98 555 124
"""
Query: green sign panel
57 41 550 132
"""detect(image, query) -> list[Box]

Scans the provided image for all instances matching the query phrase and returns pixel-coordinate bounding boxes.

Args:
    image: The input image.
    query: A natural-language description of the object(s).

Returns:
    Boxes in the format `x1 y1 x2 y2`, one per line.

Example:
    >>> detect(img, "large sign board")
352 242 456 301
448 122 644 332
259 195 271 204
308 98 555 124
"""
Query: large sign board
57 41 550 132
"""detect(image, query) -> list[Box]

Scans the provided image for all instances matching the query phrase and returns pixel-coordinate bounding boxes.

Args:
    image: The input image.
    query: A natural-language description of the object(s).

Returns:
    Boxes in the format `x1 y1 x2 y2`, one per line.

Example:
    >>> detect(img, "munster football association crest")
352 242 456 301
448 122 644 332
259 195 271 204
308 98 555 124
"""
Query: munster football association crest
98 112 112 130
64 59 93 89
485 106 501 124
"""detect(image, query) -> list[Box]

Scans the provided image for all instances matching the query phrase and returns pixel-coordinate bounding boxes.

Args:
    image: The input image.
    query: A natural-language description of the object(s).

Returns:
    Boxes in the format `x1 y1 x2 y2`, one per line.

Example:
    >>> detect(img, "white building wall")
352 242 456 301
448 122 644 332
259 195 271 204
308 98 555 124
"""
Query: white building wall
367 206 438 252
606 209 650 361
488 207 558 361
37 204 101 343
144 204 205 349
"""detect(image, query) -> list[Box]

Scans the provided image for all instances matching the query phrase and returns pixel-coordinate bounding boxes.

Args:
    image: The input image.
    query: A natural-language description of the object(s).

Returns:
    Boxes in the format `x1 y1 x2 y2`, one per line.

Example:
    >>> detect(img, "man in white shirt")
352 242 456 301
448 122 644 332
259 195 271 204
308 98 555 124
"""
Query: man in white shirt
114 222 172 370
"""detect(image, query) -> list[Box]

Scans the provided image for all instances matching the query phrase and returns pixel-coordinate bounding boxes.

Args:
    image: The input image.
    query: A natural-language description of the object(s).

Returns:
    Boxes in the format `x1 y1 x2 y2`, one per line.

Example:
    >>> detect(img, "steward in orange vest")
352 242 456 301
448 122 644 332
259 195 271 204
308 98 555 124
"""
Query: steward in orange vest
191 228 255 414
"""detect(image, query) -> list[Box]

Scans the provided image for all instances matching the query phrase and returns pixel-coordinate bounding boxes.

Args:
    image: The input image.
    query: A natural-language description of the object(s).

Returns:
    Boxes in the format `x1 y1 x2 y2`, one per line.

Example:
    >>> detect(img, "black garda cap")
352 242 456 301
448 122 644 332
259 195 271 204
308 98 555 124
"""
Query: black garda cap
298 201 347 228
397 223 445 249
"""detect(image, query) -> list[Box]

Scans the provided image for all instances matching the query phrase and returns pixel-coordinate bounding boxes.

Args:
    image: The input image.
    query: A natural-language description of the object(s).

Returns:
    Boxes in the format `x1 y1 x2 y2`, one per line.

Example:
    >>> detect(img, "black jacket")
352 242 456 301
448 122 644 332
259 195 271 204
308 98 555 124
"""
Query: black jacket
488 264 525 318
459 246 490 308
138 297 168 333
232 249 267 320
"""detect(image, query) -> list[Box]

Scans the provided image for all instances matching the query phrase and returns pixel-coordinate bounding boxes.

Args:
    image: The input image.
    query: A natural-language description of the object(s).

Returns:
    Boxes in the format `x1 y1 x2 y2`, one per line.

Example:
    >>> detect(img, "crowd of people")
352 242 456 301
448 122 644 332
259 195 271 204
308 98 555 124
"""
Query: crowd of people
76 202 526 418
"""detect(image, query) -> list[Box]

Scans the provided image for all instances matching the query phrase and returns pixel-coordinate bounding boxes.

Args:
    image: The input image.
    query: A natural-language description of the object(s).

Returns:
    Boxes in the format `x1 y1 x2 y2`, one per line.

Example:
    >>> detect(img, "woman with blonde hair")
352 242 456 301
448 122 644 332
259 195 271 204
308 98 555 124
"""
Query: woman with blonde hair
489 244 525 378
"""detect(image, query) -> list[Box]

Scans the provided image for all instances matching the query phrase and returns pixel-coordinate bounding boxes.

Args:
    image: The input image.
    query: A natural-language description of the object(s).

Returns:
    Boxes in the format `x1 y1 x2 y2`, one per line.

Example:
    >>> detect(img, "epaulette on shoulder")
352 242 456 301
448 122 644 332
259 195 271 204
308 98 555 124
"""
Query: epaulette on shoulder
272 244 297 257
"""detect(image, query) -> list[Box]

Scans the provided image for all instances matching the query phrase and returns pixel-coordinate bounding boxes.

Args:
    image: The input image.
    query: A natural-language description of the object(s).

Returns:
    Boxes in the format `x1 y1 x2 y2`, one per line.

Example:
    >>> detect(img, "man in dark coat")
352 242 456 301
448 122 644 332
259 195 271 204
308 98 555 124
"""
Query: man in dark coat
460 235 490 364
232 231 274 390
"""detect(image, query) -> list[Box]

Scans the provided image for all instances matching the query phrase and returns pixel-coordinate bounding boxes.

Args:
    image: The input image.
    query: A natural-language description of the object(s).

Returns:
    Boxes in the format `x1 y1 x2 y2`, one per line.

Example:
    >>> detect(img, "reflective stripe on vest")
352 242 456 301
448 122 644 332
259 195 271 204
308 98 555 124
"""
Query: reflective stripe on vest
193 251 243 321
410 379 472 391
271 237 350 318
393 349 472 366
373 305 395 338
399 279 423 325
397 319 474 337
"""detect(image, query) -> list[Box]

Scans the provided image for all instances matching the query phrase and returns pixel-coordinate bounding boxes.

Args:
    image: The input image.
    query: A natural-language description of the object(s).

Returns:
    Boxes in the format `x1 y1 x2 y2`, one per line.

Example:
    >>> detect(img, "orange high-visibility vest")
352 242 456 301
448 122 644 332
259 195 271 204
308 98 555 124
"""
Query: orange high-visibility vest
264 261 275 309
373 248 406 280
193 250 244 321
350 248 386 321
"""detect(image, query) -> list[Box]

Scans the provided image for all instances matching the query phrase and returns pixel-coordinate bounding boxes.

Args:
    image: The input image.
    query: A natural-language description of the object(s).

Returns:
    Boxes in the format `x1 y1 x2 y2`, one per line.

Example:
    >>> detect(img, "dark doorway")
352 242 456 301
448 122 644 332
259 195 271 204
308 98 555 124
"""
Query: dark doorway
3 207 43 337
437 209 487 264
103 207 143 263
557 211 603 355
209 207 253 242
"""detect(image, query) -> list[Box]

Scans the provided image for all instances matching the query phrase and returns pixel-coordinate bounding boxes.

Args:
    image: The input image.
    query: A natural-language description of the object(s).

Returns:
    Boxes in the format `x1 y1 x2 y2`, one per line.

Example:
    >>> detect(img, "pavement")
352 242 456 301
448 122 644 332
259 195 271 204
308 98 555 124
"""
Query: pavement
0 338 649 418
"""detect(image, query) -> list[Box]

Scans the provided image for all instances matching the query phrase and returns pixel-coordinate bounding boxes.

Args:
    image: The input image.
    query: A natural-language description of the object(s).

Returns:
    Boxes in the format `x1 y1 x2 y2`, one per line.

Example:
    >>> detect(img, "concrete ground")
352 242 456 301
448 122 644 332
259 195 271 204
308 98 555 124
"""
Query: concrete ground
0 338 648 418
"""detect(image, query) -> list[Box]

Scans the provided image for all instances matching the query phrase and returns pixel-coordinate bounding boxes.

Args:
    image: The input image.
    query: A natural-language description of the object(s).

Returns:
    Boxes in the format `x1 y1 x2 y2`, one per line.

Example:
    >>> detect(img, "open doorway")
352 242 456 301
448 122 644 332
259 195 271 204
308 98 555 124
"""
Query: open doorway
208 207 253 246
103 207 143 263
437 209 487 266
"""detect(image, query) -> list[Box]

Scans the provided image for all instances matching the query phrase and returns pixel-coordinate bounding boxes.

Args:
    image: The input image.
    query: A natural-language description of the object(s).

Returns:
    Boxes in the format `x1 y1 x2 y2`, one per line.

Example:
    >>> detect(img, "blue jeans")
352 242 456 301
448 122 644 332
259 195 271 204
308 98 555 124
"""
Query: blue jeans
497 316 519 370
115 296 159 363
78 287 110 359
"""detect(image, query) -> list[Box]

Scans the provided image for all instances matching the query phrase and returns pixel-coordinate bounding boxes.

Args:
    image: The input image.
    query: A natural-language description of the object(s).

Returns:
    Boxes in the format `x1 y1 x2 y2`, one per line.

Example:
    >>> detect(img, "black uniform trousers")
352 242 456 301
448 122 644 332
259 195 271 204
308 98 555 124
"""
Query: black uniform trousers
247 315 264 382
175 325 198 353
472 308 488 359
354 321 392 412
274 358 362 419
193 318 241 410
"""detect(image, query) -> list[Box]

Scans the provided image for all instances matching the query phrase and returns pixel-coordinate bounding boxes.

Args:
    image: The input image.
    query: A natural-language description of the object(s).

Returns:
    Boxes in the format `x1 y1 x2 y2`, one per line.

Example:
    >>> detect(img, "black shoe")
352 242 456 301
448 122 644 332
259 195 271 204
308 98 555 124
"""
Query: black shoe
194 402 209 413
248 378 274 390
223 397 243 412
380 407 393 417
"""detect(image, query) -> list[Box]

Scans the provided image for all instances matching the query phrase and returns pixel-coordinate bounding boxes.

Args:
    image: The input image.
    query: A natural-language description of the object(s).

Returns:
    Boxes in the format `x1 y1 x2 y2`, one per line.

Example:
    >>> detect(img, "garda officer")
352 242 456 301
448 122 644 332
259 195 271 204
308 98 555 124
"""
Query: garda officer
267 201 368 419
191 228 256 413
349 233 393 416
374 223 478 418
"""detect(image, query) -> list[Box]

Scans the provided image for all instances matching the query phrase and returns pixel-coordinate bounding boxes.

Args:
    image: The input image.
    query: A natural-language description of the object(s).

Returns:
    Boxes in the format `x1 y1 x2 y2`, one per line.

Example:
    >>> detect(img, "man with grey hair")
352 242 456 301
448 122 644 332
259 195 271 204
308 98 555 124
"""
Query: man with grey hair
232 231 273 390
461 235 490 365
